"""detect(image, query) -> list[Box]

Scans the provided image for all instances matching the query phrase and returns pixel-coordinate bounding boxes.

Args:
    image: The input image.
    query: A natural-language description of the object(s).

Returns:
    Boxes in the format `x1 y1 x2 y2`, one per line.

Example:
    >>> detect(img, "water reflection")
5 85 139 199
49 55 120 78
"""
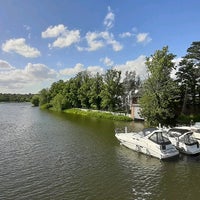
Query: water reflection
1 103 200 200
115 145 163 200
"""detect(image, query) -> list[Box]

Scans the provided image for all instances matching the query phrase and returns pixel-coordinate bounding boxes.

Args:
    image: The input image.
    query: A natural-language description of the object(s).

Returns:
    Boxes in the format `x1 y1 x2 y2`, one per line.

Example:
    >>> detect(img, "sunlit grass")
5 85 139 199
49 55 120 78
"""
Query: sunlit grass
63 108 133 121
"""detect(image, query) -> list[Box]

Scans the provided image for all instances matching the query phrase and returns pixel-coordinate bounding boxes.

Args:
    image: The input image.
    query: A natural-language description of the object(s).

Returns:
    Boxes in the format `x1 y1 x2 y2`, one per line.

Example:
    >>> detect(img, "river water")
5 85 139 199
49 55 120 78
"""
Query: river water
0 103 200 200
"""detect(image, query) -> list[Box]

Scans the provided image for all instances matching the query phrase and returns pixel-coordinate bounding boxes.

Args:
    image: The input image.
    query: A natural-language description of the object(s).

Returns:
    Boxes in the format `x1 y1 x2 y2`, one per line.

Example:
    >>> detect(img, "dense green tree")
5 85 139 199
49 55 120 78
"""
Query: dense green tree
77 71 92 108
176 41 200 113
31 95 40 106
176 59 198 113
51 93 69 111
0 93 33 102
186 41 200 104
100 69 124 111
89 73 103 110
39 88 50 106
49 80 65 100
185 41 200 61
67 73 82 108
139 46 179 126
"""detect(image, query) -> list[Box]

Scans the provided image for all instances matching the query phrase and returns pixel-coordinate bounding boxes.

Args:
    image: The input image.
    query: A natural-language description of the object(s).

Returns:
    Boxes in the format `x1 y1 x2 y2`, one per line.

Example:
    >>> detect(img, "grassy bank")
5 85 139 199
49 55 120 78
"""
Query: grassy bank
63 108 133 121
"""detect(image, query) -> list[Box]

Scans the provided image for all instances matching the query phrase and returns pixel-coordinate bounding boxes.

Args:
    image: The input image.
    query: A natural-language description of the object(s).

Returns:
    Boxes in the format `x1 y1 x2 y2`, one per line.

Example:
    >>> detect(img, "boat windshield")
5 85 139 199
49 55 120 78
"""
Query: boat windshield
192 128 200 133
149 131 171 145
142 128 158 136
180 132 198 145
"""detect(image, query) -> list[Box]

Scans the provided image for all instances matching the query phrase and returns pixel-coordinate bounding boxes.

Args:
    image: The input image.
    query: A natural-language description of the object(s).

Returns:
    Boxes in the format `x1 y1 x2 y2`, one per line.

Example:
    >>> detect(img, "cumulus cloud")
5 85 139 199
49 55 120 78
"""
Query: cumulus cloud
0 61 57 93
100 57 114 67
2 38 41 58
103 6 115 30
59 63 104 77
78 32 104 51
0 60 15 70
59 63 84 76
42 24 80 48
52 30 80 48
41 24 66 38
114 55 147 79
136 33 152 44
78 31 122 52
25 63 57 80
86 66 104 75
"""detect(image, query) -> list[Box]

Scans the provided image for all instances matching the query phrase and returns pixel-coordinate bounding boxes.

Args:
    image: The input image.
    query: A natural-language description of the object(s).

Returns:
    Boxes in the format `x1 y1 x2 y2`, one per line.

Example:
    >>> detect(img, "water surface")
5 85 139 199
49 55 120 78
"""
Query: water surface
0 103 200 200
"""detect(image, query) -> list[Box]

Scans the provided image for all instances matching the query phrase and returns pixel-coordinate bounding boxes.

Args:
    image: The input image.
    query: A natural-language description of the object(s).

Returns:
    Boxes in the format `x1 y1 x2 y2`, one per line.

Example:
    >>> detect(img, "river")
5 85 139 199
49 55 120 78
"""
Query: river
0 103 200 200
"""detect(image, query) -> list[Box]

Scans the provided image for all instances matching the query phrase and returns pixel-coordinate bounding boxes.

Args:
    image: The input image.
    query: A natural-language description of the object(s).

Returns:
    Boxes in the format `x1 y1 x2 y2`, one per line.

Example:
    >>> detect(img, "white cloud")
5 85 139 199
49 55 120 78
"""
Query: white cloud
25 63 57 80
0 60 15 70
104 32 123 51
78 31 122 52
119 32 132 38
2 38 41 58
136 33 152 44
103 6 115 30
78 31 104 51
87 66 104 75
42 24 80 48
59 63 84 76
52 30 80 48
0 61 57 93
100 57 114 67
59 63 104 77
41 24 66 38
114 55 147 79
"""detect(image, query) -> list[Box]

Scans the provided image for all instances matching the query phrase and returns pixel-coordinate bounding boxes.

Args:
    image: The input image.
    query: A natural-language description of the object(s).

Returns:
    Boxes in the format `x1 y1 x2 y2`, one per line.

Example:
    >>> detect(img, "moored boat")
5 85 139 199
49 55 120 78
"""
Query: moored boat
190 122 200 141
166 127 200 155
115 127 179 160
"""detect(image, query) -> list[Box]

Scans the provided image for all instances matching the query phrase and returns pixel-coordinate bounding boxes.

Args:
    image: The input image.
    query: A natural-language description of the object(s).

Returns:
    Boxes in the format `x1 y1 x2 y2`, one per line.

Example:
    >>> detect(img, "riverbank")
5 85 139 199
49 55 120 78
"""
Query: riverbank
63 108 133 121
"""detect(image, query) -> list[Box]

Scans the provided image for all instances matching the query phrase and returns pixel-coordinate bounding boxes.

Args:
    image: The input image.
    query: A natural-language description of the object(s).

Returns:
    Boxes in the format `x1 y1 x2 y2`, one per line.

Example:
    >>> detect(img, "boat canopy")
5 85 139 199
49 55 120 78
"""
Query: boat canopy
148 129 171 145
168 128 190 136
168 128 198 145
142 128 158 136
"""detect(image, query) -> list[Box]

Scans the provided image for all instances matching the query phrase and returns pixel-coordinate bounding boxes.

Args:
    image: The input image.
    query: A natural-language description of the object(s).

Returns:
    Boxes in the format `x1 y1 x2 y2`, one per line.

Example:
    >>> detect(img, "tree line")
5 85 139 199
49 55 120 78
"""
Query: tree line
32 41 200 125
32 69 141 112
0 93 33 102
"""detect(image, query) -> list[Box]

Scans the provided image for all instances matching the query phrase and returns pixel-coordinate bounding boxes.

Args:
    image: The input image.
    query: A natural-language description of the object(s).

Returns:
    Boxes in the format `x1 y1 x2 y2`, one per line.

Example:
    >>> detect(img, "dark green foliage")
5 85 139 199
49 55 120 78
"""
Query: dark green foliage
39 88 50 106
77 71 92 109
88 73 103 110
177 114 200 125
36 41 199 124
100 69 124 111
176 41 200 113
51 93 65 111
38 70 125 113
0 93 33 102
31 95 40 106
139 46 179 126
48 80 65 100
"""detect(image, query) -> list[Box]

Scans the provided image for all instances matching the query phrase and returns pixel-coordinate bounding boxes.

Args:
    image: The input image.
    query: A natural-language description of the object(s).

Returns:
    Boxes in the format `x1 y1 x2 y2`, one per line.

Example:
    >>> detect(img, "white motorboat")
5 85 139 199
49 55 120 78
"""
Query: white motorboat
166 127 200 155
190 122 200 141
115 127 179 160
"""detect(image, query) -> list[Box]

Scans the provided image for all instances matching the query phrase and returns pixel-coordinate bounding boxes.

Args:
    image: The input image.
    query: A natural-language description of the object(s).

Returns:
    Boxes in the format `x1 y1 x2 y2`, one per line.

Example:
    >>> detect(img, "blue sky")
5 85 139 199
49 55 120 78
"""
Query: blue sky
0 0 200 93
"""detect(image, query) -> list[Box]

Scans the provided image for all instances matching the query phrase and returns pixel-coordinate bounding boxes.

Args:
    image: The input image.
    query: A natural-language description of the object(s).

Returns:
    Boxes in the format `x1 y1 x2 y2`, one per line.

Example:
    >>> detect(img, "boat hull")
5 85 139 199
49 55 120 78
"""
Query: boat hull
116 133 179 160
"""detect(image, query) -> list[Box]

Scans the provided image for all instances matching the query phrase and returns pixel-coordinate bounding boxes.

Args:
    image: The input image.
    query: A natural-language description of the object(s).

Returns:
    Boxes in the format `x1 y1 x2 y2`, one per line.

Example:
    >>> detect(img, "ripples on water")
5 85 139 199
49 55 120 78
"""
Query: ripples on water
1 103 200 200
